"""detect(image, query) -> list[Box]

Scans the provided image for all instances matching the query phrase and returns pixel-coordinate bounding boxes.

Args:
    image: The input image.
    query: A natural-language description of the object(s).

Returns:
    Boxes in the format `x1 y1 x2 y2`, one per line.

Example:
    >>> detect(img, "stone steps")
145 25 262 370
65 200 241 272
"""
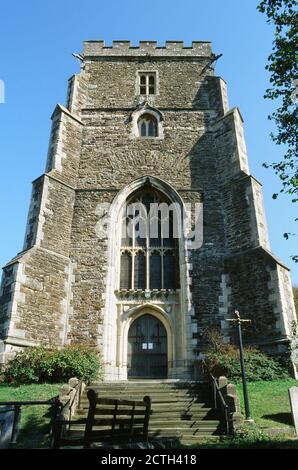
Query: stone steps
87 388 203 398
85 383 211 402
75 408 217 419
90 382 209 393
65 381 224 447
70 418 221 429
87 389 207 396
80 398 208 406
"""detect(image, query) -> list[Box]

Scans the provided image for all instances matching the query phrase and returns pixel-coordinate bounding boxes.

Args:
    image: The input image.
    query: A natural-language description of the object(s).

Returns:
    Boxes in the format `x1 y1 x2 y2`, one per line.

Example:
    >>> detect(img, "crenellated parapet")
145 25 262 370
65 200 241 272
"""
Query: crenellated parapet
0 38 296 378
83 40 212 58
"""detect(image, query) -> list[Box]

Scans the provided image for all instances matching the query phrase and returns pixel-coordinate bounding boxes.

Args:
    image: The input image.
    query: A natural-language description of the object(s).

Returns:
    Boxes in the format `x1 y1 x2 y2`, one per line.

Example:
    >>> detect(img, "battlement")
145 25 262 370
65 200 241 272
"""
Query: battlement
83 40 212 58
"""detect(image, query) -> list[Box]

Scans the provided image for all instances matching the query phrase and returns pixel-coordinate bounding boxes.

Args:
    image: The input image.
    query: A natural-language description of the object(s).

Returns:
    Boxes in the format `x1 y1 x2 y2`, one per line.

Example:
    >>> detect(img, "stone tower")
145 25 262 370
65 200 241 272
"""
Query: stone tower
0 40 297 380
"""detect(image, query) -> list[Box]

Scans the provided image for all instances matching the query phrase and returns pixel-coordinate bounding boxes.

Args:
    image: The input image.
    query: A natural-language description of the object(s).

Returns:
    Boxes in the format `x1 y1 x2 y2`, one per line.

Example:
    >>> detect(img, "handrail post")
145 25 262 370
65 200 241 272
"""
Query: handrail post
214 380 217 409
52 416 64 449
225 406 230 435
51 397 63 449
68 401 72 432
143 396 151 442
111 401 118 437
78 380 83 409
9 405 21 448
84 389 98 449
129 402 135 438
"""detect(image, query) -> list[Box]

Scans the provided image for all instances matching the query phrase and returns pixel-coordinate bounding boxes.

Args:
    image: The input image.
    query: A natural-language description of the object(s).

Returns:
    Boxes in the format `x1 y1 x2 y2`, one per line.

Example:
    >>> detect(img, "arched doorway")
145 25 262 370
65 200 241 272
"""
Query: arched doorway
102 175 193 381
127 314 168 379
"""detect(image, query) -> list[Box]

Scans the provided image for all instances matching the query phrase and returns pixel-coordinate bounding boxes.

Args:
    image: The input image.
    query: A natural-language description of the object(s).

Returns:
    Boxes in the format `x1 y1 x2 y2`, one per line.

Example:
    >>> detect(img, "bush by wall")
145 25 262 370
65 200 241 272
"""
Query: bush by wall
201 329 291 382
3 345 100 384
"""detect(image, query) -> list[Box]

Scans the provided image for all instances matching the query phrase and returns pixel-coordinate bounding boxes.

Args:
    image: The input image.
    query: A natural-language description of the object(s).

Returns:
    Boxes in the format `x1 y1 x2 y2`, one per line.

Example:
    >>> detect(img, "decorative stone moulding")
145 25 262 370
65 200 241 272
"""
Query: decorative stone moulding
115 289 178 301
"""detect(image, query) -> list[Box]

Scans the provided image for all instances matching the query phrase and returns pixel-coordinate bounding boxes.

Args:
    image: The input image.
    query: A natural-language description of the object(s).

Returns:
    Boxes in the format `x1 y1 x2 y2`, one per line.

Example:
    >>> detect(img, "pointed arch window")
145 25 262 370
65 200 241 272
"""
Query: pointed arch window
119 187 180 291
138 114 158 138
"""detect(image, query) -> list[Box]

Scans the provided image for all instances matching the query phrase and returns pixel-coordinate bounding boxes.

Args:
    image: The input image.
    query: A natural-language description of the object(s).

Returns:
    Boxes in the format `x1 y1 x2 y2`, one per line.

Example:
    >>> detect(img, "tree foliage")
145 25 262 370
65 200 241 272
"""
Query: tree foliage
201 328 291 382
258 1 298 257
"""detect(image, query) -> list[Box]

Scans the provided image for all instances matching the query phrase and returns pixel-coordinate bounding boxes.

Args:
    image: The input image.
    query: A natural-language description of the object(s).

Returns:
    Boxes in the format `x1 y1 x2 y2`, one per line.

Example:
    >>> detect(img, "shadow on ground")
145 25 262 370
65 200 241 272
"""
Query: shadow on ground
16 406 54 448
262 412 293 426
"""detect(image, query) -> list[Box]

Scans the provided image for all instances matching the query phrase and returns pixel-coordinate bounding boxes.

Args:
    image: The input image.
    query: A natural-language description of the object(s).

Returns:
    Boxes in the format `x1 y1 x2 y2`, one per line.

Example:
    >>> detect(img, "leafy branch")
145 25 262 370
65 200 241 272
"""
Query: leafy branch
258 0 298 258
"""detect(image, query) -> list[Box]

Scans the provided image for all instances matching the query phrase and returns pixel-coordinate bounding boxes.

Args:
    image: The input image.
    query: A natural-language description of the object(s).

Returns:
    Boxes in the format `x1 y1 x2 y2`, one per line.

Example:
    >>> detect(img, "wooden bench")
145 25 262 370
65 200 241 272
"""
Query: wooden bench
84 389 151 448
52 389 151 448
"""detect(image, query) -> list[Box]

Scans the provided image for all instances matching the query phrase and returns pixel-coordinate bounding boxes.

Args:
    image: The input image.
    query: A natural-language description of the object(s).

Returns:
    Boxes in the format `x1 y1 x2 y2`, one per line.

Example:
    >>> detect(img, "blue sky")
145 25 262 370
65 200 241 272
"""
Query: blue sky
0 0 297 284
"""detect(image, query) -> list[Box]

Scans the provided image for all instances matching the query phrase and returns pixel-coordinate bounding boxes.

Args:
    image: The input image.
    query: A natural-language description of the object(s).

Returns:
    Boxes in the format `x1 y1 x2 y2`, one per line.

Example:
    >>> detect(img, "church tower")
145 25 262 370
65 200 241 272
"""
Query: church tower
0 40 297 380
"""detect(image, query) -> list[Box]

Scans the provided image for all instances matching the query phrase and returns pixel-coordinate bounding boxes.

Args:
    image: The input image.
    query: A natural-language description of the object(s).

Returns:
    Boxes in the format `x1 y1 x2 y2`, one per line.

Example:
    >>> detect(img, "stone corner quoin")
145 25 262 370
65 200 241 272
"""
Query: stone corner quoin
0 39 297 381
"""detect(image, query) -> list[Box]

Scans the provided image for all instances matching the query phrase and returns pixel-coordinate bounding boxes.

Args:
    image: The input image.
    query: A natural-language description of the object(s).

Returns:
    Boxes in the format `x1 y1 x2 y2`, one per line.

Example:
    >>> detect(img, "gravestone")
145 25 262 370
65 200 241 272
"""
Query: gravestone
0 406 20 448
288 387 298 436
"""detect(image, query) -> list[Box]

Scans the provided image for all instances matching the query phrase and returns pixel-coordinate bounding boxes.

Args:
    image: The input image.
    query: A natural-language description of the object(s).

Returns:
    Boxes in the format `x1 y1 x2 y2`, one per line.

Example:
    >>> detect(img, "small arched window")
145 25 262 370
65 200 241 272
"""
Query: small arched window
138 114 158 138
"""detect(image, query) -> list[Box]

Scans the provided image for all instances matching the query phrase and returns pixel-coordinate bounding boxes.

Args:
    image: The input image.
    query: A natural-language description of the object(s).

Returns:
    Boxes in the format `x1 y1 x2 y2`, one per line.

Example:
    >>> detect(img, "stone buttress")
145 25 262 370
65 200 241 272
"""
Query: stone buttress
0 40 296 378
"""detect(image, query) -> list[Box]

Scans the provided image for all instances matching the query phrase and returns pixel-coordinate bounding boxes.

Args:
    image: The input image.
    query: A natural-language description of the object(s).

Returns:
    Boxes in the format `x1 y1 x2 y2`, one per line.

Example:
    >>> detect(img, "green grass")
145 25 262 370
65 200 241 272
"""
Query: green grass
236 379 298 430
1 379 297 448
184 434 298 449
0 383 62 448
187 379 298 449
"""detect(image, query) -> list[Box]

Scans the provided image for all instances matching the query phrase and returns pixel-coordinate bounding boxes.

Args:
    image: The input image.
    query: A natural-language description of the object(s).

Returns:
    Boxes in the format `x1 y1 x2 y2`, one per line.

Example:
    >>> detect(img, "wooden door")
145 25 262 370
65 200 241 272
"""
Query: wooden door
127 314 168 378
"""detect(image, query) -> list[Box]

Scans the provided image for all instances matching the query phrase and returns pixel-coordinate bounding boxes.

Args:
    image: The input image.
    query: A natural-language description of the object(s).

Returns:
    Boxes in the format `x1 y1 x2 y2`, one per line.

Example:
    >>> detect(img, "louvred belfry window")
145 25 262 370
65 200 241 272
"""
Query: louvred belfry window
119 187 180 291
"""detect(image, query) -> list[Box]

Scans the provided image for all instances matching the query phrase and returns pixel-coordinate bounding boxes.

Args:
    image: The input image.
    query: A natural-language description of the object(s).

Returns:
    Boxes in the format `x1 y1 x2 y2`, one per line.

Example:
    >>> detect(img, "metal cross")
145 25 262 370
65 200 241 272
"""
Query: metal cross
226 310 254 423
226 310 251 325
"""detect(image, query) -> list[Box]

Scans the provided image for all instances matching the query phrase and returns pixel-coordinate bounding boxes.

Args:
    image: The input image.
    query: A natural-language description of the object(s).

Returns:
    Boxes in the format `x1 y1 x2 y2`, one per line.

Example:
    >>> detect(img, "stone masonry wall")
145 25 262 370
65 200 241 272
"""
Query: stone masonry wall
223 248 296 352
0 40 296 371
68 53 227 346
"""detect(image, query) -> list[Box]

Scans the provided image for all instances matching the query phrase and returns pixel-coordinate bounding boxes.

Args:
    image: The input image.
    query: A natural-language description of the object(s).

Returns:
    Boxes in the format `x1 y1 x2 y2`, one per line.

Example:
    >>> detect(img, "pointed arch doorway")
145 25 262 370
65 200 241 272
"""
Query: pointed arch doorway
127 314 168 379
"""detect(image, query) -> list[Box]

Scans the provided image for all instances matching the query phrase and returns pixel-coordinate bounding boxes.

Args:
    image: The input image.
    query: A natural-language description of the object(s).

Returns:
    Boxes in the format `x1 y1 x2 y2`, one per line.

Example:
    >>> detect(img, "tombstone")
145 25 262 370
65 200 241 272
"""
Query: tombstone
0 406 20 449
288 387 298 436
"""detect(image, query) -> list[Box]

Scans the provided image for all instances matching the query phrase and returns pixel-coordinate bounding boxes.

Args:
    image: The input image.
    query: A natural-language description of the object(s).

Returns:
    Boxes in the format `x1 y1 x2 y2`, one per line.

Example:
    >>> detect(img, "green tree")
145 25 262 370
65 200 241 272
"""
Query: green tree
257 1 298 260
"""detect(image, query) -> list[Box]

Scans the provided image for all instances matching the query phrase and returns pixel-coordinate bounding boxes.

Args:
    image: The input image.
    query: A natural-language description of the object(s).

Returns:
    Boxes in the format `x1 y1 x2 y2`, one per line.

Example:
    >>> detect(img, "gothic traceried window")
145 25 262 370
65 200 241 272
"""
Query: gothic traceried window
138 114 158 138
120 187 179 291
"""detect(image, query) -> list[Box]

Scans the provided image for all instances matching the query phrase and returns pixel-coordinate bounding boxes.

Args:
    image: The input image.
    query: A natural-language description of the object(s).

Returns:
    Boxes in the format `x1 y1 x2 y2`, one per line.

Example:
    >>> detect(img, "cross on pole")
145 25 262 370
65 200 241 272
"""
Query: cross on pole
226 310 254 423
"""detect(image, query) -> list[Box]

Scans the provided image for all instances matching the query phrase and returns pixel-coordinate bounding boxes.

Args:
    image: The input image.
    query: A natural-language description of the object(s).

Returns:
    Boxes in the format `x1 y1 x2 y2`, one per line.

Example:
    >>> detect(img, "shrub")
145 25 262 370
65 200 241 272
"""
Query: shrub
3 345 100 384
201 329 290 382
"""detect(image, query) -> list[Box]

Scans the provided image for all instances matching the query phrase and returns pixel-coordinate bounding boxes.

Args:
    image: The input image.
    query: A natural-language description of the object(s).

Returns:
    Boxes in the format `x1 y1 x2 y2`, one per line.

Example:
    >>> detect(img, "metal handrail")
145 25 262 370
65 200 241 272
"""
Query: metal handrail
0 396 60 447
0 399 58 406
0 381 84 448
209 374 230 435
